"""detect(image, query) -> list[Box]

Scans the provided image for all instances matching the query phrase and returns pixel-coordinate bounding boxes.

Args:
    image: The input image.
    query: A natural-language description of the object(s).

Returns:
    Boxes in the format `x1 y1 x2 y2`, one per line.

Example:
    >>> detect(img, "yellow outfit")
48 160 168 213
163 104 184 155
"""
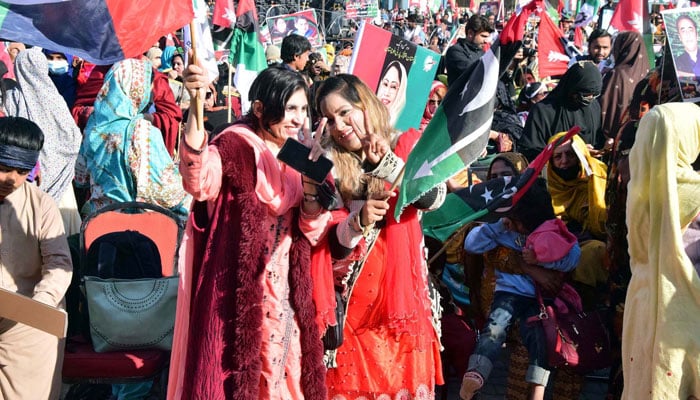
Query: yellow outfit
623 103 700 399
546 132 608 238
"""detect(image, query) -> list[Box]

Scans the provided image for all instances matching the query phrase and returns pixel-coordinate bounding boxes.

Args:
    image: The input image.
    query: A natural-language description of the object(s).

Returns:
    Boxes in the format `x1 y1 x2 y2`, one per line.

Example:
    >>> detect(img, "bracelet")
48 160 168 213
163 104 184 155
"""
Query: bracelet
355 212 374 237
350 212 363 233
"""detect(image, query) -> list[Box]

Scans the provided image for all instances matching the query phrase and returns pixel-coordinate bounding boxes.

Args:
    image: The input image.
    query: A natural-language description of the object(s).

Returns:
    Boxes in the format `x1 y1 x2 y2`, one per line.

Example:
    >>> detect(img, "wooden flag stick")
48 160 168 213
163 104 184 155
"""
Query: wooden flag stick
227 63 233 123
189 20 204 132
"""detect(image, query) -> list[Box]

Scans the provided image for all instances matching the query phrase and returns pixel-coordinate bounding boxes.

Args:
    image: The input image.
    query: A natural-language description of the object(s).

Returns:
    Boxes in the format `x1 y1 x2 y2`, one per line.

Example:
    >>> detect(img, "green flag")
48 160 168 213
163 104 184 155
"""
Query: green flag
229 0 267 114
394 43 500 221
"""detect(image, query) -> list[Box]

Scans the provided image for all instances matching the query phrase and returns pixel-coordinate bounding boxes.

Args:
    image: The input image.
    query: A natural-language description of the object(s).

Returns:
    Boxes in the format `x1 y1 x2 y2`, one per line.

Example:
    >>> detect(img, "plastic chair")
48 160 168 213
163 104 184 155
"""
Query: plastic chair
62 202 184 396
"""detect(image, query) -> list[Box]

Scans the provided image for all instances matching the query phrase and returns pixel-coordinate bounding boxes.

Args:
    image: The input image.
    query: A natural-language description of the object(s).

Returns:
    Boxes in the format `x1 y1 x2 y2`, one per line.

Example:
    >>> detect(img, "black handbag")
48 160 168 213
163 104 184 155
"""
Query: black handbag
322 288 345 350
322 225 381 351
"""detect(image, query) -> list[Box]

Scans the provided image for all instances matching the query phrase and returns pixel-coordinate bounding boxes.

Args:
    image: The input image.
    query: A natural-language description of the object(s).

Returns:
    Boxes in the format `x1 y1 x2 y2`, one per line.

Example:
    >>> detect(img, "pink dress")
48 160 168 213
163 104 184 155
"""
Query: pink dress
168 127 330 400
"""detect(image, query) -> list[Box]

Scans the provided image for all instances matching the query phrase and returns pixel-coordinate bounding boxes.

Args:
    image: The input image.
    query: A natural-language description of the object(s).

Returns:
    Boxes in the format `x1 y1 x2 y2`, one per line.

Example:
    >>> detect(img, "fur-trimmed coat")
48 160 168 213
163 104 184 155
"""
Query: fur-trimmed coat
180 131 327 399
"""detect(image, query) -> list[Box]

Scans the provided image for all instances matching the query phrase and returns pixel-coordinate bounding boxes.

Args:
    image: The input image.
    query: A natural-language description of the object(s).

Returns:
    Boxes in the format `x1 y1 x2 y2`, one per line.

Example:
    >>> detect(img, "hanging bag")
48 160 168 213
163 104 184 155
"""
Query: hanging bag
81 230 177 352
527 283 612 374
83 275 178 352
322 226 381 352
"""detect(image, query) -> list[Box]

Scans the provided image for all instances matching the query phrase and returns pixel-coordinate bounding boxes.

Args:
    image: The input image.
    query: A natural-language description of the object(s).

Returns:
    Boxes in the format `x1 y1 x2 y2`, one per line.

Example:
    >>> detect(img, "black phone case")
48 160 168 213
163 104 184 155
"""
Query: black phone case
277 138 334 183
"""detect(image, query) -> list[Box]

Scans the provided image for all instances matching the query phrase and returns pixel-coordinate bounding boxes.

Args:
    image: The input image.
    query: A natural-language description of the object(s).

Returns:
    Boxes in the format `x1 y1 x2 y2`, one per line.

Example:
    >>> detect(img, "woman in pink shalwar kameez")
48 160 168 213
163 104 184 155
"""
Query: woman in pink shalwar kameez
168 66 330 399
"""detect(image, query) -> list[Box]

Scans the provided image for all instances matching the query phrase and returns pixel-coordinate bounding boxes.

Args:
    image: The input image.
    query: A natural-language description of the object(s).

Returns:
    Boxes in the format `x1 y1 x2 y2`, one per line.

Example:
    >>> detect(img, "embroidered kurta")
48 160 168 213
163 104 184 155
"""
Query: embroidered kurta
168 124 330 399
326 130 444 399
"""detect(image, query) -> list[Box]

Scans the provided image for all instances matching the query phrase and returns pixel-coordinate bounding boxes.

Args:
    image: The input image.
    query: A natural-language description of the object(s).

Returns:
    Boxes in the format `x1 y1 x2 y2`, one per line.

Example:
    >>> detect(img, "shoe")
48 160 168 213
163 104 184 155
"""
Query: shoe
459 370 484 400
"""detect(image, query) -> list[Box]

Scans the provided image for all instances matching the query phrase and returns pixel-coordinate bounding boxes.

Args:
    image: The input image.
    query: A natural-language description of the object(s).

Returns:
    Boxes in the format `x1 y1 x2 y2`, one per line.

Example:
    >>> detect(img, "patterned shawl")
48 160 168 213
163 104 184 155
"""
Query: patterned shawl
78 59 187 216
5 47 81 202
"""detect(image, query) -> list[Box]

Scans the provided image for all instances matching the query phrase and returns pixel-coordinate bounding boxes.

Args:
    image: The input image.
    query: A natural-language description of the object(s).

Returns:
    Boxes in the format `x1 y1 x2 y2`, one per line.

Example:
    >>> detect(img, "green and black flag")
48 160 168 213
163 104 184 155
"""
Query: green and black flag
395 42 501 220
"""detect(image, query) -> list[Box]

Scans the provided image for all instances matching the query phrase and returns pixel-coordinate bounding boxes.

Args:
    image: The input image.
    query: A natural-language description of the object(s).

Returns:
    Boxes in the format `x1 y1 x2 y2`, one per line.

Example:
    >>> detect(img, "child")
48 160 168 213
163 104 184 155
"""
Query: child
0 116 73 399
459 178 580 400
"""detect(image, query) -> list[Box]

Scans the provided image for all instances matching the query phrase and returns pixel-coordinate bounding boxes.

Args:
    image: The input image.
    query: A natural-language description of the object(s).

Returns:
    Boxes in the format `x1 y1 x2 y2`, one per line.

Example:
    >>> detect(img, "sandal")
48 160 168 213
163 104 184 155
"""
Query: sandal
459 370 484 400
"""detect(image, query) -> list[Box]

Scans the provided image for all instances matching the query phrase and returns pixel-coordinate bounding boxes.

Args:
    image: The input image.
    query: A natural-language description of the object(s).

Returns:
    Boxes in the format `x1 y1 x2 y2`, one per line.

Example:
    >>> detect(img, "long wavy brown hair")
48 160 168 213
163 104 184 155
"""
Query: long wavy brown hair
315 74 396 204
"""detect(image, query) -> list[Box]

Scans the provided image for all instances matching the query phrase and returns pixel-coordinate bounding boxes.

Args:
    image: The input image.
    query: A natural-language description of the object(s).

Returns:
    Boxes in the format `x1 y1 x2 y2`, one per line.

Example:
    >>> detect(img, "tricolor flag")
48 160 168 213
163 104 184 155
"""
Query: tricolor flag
395 42 501 220
229 0 267 114
0 0 193 64
184 0 219 83
422 126 581 241
609 0 644 32
575 0 600 27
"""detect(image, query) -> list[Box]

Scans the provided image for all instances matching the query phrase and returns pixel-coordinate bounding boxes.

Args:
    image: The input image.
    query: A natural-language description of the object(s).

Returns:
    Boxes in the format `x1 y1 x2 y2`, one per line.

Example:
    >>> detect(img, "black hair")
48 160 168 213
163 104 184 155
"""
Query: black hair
677 14 697 32
466 14 494 35
172 52 184 64
0 60 8 108
507 178 555 233
244 67 308 131
587 29 612 45
0 116 44 151
281 34 312 63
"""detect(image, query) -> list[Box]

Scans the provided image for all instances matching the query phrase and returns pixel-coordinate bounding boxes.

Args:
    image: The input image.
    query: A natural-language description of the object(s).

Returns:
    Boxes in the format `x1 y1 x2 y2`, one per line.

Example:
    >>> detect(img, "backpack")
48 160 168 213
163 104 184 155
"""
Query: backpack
77 230 162 341
84 230 162 279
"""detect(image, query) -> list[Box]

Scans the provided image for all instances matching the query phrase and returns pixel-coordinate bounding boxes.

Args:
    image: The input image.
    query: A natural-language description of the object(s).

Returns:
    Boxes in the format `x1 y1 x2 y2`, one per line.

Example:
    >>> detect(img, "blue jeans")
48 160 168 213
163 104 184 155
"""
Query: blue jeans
468 291 551 385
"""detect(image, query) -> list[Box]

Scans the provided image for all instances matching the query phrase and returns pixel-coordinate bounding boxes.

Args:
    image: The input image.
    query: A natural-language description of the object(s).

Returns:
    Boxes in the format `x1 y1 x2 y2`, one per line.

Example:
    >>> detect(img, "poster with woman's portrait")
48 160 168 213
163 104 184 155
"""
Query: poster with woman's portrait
349 22 440 131
662 8 700 102
266 9 322 47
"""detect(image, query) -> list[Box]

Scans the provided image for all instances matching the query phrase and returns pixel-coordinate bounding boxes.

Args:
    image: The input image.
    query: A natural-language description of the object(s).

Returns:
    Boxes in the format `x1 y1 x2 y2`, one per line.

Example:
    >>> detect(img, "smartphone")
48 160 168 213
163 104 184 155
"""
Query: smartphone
277 138 333 183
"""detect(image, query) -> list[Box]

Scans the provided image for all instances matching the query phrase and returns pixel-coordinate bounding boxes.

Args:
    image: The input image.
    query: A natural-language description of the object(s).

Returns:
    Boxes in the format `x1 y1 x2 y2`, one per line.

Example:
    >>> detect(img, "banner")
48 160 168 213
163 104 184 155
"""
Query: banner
662 7 700 102
349 22 440 131
479 1 499 15
266 9 322 47
345 0 379 19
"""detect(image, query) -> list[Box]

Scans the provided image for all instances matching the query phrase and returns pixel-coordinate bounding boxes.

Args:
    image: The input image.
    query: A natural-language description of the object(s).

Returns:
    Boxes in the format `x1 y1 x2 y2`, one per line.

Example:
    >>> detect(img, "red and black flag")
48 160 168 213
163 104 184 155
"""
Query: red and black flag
421 126 581 241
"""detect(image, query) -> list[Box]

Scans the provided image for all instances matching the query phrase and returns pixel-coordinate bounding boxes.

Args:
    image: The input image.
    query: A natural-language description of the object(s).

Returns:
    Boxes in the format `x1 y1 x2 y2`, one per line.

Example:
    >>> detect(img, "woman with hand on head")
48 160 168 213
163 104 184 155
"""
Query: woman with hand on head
168 62 330 399
315 74 446 398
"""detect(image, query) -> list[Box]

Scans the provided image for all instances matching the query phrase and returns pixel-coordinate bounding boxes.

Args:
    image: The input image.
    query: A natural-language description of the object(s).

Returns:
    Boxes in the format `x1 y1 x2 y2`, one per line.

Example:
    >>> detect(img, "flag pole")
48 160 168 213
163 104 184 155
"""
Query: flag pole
427 221 474 265
227 63 233 123
189 20 204 132
360 165 405 237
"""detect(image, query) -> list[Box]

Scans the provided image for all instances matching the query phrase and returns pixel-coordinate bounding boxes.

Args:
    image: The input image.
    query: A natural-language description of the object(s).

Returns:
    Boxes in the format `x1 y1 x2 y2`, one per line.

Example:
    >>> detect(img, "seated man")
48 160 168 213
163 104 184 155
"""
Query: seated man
0 116 72 399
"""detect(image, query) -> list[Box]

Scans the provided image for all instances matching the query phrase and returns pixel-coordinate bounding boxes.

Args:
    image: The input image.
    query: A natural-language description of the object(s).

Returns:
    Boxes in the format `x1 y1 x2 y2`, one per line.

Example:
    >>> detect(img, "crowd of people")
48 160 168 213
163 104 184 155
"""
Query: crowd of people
0 2 699 400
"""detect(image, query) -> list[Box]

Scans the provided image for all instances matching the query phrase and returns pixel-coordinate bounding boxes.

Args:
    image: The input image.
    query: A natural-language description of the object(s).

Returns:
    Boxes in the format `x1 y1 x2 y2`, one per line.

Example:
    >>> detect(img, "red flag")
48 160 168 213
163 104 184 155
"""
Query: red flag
500 4 536 45
574 26 584 49
212 0 235 28
511 126 580 204
609 0 644 32
537 8 570 77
